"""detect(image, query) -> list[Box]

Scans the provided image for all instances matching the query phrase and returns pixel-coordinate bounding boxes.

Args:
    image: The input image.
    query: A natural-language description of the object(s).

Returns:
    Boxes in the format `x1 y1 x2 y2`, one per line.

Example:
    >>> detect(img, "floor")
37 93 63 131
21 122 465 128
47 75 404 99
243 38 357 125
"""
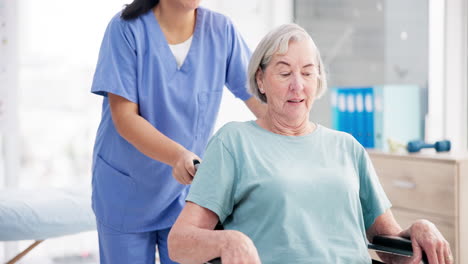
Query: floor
3 232 99 264
2 231 163 264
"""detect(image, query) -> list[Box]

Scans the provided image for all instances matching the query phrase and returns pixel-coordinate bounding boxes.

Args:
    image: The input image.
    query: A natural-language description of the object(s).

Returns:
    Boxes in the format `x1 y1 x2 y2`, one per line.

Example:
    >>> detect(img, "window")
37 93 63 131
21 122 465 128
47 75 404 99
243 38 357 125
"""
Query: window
294 0 429 130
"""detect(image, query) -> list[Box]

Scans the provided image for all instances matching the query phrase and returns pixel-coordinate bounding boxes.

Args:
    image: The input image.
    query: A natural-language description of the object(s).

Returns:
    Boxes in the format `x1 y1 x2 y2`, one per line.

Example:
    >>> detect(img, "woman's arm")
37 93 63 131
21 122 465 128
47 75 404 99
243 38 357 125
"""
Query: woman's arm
366 210 404 263
108 93 200 184
367 209 453 264
397 219 453 264
168 202 261 264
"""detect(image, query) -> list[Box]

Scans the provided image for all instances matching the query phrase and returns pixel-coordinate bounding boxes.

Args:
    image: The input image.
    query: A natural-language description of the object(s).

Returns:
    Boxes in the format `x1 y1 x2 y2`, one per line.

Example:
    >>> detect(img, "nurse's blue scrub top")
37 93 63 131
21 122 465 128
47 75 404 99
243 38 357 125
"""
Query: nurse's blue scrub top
90 7 252 233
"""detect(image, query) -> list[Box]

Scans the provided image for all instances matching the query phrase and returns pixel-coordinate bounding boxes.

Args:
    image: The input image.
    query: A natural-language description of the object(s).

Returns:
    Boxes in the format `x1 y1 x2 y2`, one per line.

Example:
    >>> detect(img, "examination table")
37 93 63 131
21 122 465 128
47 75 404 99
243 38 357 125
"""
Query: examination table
0 186 96 263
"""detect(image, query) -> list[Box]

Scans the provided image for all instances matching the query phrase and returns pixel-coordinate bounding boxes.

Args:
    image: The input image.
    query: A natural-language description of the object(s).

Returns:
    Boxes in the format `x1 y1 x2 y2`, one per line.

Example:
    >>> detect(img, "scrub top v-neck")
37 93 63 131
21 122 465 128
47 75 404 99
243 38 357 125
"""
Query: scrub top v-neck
91 7 252 232
144 8 200 76
169 36 193 69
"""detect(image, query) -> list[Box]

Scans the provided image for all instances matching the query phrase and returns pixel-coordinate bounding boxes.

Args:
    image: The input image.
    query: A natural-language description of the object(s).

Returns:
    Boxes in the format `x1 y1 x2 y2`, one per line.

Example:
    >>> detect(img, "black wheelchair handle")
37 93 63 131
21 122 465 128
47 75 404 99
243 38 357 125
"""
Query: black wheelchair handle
368 235 428 264
205 258 221 264
193 159 200 170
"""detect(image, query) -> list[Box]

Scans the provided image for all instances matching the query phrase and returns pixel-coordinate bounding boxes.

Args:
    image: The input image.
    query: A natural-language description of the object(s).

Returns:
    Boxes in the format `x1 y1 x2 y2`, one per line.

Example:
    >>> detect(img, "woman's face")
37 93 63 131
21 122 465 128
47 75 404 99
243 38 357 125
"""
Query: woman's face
256 40 319 123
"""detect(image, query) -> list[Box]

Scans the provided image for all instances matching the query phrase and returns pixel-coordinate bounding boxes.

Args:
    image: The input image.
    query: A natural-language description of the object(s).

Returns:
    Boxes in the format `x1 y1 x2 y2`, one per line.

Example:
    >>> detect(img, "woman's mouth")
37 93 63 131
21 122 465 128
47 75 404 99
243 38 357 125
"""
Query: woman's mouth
287 99 304 103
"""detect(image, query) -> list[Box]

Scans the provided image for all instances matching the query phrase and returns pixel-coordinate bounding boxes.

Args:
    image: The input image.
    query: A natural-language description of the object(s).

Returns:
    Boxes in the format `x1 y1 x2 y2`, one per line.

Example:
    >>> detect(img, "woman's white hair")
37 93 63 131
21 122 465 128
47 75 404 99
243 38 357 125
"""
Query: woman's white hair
248 23 327 103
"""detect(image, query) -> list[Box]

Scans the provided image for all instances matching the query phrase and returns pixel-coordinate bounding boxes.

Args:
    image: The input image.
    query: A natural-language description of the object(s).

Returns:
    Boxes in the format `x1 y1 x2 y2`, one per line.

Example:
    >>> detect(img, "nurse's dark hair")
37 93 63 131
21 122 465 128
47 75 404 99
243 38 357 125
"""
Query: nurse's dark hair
121 0 159 20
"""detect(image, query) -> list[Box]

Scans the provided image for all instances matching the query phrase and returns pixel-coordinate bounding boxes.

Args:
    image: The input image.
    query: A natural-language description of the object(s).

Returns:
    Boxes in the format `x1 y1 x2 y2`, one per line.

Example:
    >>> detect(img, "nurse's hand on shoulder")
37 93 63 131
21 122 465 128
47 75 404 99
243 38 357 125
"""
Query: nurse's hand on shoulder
397 219 453 264
172 149 201 185
221 230 262 264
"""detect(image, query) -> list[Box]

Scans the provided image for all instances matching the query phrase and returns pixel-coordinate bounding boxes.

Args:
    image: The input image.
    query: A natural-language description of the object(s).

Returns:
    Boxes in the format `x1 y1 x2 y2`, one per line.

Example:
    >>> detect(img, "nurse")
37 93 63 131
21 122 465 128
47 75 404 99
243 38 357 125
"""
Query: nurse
90 0 265 263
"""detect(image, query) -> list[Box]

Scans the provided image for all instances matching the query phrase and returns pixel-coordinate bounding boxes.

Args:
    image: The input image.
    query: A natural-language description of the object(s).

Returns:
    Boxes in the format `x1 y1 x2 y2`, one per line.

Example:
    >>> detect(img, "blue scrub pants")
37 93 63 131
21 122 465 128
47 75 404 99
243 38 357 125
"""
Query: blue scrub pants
97 221 179 264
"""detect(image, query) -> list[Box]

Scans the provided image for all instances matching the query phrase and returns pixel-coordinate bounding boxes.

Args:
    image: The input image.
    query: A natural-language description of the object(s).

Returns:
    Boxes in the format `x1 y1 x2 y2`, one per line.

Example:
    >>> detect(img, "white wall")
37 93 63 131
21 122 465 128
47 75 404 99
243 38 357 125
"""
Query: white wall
442 0 467 150
15 0 128 189
427 0 468 150
0 0 20 261
0 0 19 189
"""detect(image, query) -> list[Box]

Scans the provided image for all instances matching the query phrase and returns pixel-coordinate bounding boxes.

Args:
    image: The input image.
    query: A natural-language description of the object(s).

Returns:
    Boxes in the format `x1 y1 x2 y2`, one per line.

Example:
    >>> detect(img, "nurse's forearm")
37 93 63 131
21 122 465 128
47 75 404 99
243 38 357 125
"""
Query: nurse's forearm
108 93 189 167
118 114 188 166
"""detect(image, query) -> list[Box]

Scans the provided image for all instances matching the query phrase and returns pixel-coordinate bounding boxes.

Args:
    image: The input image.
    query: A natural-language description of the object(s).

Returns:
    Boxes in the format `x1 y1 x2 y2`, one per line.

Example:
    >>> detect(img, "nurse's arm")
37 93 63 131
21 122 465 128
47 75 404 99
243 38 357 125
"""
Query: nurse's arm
244 97 266 118
168 202 261 264
108 93 199 185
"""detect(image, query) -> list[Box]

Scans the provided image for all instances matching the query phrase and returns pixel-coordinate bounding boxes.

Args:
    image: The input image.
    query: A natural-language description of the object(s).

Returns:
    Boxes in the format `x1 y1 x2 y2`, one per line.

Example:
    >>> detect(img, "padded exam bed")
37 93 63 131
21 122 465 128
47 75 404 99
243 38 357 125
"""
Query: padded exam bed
0 186 96 264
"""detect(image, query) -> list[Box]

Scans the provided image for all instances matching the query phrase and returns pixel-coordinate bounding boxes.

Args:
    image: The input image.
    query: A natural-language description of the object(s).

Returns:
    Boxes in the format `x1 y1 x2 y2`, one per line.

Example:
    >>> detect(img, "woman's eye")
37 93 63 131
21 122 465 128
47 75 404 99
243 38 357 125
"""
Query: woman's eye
303 72 313 76
280 72 291 77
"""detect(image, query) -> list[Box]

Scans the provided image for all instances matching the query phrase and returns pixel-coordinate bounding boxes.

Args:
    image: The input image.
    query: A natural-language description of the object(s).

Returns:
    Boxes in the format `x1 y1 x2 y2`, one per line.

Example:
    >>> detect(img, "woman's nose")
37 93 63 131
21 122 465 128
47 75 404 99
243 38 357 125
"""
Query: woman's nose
290 73 304 91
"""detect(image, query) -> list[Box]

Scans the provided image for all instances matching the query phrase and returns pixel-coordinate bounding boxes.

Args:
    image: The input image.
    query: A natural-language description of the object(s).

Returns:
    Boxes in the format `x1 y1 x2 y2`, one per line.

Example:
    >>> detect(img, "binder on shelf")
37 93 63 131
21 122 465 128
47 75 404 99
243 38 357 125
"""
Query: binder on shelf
363 87 375 148
330 85 422 150
337 88 347 132
331 87 364 143
344 89 356 138
354 88 365 146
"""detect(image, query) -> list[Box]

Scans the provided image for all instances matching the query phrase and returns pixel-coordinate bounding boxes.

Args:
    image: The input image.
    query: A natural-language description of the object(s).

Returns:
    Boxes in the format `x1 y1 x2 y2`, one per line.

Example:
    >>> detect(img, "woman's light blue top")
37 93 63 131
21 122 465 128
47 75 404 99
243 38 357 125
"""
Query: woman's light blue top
187 121 391 264
90 7 251 232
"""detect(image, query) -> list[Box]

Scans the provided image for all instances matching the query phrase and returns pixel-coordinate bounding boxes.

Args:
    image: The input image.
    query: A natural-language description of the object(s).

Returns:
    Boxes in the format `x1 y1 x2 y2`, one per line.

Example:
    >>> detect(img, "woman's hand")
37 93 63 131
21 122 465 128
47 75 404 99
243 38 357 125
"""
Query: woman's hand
172 150 201 185
397 219 453 264
220 230 261 264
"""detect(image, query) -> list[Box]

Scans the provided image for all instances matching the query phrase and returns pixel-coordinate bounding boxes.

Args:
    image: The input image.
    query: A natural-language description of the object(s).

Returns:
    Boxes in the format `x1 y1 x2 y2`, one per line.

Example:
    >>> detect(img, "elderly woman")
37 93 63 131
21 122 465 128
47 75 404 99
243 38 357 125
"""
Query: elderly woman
167 24 452 264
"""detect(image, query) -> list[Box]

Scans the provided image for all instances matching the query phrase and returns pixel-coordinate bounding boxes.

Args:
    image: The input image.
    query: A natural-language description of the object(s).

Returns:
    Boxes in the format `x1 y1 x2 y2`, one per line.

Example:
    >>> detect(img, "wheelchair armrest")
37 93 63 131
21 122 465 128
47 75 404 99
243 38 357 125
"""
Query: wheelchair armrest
368 235 428 264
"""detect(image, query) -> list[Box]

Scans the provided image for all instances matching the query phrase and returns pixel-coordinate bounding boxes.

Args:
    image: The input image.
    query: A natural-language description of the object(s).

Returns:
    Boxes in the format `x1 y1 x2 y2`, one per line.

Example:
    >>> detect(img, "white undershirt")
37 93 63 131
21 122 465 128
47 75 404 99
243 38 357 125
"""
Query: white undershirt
169 36 193 69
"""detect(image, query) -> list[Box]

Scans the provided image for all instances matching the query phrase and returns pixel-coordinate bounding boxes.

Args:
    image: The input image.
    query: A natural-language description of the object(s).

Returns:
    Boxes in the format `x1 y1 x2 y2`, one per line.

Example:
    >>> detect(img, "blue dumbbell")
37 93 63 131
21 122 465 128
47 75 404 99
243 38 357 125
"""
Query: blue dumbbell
407 140 451 153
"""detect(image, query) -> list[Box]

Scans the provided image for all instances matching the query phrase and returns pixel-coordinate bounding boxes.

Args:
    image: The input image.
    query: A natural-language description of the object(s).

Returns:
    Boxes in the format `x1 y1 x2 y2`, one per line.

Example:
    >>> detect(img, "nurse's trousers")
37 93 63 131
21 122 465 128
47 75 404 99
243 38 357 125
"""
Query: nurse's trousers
97 220 178 264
